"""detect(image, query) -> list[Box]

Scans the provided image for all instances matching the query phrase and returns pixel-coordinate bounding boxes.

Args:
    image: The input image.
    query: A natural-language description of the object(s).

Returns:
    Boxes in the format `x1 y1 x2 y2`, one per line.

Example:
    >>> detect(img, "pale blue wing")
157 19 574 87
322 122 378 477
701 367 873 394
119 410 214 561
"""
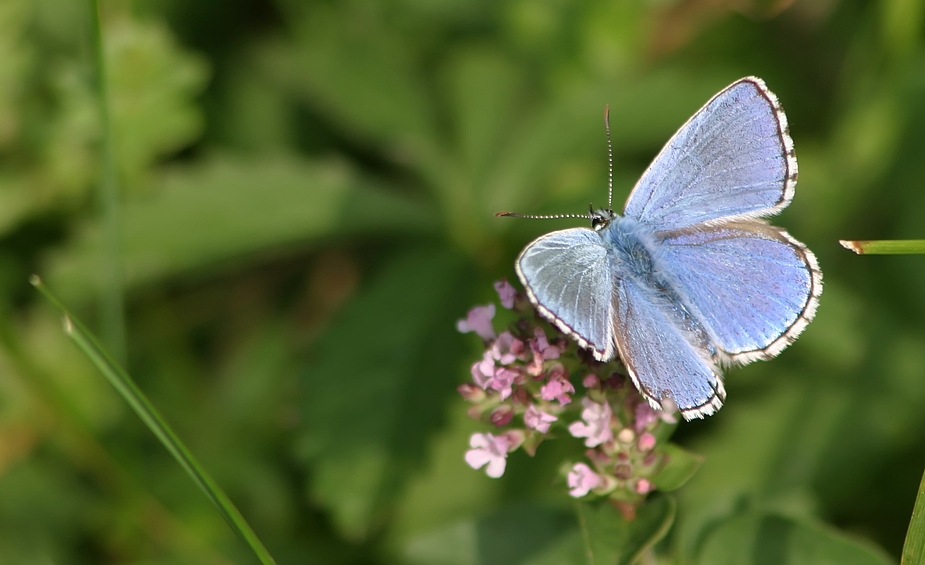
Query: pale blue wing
613 277 725 420
515 228 616 362
623 77 796 230
657 221 822 362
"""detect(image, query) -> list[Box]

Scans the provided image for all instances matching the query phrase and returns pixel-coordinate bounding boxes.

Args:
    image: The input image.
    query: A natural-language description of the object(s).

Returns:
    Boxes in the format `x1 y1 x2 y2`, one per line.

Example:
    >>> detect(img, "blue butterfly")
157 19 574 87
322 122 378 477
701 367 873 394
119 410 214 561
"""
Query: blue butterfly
502 77 822 420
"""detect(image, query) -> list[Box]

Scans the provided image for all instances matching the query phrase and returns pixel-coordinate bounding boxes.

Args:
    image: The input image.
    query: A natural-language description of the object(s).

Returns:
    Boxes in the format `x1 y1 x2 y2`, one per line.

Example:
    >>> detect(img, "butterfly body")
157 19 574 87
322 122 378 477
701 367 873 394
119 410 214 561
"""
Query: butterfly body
512 77 821 420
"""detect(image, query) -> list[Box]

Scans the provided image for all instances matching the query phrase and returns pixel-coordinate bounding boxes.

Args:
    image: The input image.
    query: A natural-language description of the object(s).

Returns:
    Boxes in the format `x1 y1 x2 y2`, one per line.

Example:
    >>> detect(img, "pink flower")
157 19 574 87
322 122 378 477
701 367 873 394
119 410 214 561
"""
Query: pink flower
634 403 658 431
524 405 557 433
490 404 514 427
530 327 560 360
470 352 494 388
465 432 518 478
635 478 654 494
567 463 602 497
494 279 517 309
634 400 678 432
540 364 575 405
637 432 656 451
568 398 614 447
487 367 519 400
582 374 600 389
457 305 496 341
525 328 561 375
490 331 524 365
457 383 485 402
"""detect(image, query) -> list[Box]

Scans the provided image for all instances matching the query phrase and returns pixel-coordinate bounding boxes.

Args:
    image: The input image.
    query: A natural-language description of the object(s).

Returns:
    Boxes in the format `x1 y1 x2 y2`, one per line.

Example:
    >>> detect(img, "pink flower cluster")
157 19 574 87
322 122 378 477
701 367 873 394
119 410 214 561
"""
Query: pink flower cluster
457 280 680 505
567 400 672 499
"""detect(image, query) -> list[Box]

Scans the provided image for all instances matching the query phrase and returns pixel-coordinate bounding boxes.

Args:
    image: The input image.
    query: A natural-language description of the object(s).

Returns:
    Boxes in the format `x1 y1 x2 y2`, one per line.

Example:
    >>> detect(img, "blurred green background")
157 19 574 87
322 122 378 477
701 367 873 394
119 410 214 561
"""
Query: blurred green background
2 0 925 563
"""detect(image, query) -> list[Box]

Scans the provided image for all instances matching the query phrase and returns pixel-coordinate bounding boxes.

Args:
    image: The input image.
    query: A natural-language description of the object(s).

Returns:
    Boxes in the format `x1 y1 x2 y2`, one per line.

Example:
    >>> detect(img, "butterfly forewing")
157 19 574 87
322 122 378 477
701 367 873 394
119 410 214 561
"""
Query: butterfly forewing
516 228 616 362
622 77 796 230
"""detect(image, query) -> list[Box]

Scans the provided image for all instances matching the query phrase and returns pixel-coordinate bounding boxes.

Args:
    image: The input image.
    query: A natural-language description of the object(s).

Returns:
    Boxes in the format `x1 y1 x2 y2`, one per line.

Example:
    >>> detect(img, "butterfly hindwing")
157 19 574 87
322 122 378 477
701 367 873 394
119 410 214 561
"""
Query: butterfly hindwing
623 77 796 230
613 276 726 419
656 221 821 361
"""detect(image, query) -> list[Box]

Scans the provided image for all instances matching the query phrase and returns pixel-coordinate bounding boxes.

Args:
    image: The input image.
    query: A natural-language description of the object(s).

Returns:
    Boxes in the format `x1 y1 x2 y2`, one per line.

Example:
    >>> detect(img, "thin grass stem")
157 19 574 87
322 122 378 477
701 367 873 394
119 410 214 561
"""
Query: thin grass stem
89 0 126 363
32 275 278 565
839 239 925 255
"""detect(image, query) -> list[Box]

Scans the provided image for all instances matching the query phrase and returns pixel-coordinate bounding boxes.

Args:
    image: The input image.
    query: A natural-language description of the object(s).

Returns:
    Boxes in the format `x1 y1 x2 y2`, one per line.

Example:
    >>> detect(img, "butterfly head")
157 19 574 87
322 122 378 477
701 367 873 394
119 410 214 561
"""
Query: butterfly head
589 205 616 232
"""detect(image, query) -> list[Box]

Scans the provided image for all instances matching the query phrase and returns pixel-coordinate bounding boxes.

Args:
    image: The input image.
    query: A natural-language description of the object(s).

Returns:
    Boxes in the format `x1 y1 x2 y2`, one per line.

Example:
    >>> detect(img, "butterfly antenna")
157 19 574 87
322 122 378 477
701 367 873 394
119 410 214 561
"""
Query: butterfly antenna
495 211 592 220
495 107 615 222
605 104 614 210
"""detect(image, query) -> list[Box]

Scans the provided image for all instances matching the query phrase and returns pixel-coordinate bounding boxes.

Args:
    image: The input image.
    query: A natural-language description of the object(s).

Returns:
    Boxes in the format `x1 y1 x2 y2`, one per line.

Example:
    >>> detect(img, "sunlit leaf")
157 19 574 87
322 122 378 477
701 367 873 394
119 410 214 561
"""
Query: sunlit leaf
106 16 209 182
698 512 895 565
43 155 437 302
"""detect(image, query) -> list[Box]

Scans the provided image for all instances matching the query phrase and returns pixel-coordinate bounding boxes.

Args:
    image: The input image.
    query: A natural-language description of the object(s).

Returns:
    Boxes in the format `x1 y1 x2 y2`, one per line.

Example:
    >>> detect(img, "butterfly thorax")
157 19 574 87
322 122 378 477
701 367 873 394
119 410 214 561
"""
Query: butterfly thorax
599 215 661 284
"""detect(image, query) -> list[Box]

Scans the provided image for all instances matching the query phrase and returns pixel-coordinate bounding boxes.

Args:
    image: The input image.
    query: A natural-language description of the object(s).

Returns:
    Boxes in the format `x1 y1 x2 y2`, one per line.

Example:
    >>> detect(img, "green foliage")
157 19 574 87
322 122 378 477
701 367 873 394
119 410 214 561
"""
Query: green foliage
3 0 925 563
653 444 704 493
698 512 894 565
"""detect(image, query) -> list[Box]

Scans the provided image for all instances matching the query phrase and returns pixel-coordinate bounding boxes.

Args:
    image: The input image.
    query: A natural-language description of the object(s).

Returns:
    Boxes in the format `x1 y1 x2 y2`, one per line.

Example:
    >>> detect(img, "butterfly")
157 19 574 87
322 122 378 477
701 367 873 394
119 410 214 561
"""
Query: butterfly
500 77 822 420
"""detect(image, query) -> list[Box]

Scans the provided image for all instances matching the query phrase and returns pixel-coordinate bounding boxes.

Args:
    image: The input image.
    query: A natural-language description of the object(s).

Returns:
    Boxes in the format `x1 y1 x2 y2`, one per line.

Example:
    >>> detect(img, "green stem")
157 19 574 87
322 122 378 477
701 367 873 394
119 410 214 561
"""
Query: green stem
89 0 126 363
902 465 925 564
839 239 925 255
31 275 279 565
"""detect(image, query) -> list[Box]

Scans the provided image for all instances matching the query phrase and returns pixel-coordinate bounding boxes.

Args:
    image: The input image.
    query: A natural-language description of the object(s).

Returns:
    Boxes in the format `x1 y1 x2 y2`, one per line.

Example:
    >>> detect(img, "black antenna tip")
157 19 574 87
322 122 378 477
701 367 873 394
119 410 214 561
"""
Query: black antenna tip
495 211 513 217
604 104 610 121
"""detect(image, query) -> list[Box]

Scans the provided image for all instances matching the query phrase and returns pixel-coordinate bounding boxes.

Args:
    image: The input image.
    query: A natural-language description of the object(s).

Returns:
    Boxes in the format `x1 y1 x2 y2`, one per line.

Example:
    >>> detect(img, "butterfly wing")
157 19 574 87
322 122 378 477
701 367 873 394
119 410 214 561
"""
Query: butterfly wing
613 276 726 420
657 221 822 362
623 77 796 230
515 228 616 362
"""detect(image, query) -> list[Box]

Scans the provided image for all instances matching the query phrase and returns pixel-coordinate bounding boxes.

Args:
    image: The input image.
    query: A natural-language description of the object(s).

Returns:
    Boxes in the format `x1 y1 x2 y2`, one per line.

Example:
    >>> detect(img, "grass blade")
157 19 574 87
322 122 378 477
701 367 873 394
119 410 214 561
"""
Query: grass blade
31 275 278 565
903 465 925 565
839 240 925 255
89 0 126 363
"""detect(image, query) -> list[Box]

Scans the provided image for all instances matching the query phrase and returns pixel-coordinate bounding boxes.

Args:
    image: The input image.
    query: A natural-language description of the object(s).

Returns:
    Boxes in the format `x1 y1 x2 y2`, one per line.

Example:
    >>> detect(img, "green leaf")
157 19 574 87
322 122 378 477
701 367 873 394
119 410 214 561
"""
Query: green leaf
902 465 925 565
297 247 470 540
442 48 526 192
523 497 675 565
581 496 676 565
106 16 210 181
43 155 437 302
275 4 436 147
400 498 674 565
697 512 895 565
389 404 502 546
653 443 704 492
401 503 574 565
